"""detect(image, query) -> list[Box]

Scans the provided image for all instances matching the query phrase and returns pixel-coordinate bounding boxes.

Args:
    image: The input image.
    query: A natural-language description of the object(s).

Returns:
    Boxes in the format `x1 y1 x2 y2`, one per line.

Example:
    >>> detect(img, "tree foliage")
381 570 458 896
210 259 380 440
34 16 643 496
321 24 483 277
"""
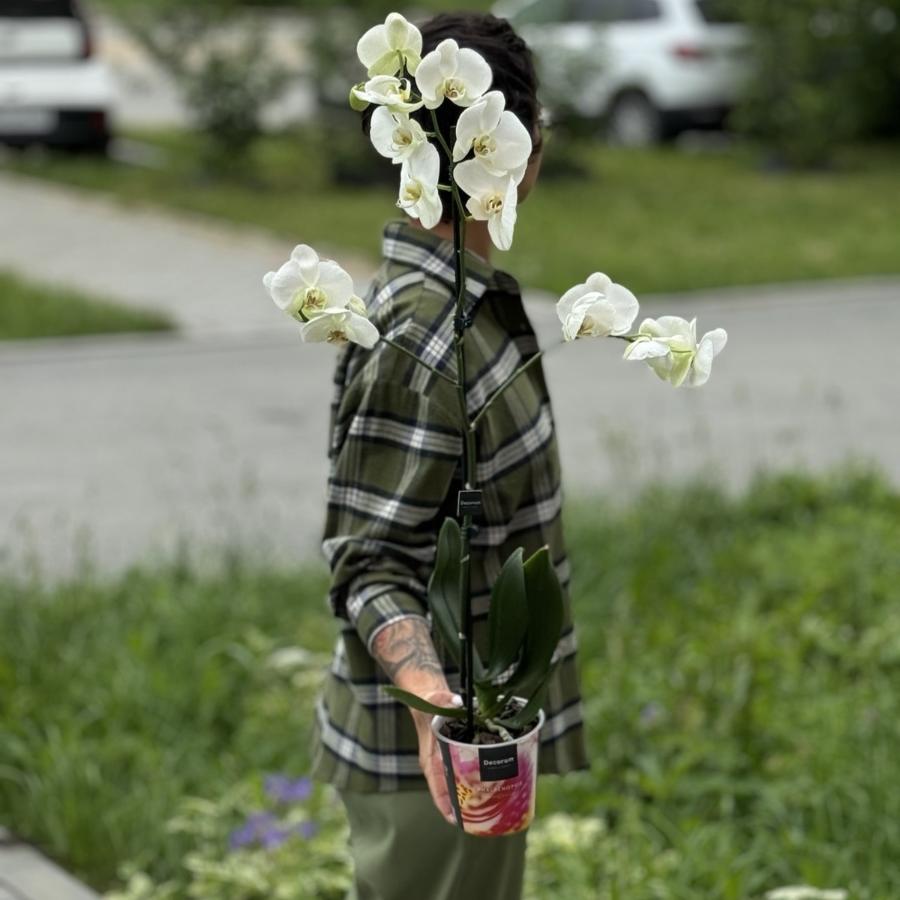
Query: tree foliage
733 0 900 168
97 0 292 169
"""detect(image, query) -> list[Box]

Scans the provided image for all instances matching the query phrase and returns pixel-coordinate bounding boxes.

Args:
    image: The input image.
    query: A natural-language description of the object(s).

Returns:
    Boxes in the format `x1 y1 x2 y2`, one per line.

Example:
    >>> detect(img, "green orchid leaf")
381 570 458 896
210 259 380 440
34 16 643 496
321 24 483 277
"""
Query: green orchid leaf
474 683 506 721
383 686 467 719
502 545 565 701
496 662 558 730
484 547 528 681
428 516 486 681
428 518 463 666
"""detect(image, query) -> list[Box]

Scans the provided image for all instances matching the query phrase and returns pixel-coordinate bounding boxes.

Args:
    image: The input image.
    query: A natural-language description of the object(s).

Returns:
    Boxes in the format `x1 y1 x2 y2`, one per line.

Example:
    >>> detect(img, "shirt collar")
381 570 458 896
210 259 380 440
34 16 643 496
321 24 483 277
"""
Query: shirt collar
381 220 520 304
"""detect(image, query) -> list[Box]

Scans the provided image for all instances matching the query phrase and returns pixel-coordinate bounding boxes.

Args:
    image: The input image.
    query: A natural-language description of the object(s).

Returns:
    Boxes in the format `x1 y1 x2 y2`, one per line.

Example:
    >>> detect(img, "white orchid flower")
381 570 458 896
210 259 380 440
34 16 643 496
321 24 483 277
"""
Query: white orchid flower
624 315 728 387
556 273 639 341
415 38 492 110
357 12 423 77
397 142 443 229
453 160 518 251
351 76 423 114
453 91 533 180
300 307 379 350
263 245 356 323
369 106 427 164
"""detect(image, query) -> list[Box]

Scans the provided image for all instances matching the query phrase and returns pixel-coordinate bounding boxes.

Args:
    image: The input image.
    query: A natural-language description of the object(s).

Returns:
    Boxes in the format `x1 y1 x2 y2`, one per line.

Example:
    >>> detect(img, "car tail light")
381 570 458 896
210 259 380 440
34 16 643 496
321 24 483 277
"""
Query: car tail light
80 24 92 58
671 43 712 61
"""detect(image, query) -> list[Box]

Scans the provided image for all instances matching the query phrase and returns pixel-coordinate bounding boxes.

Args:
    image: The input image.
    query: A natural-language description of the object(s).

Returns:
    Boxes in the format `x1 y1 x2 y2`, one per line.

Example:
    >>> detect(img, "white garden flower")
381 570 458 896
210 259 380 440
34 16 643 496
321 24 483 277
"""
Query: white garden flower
397 142 443 229
453 91 532 180
623 315 728 387
357 12 423 77
453 160 518 251
263 245 355 323
415 38 492 110
765 888 847 900
299 308 379 349
351 76 423 114
369 106 427 164
556 273 639 341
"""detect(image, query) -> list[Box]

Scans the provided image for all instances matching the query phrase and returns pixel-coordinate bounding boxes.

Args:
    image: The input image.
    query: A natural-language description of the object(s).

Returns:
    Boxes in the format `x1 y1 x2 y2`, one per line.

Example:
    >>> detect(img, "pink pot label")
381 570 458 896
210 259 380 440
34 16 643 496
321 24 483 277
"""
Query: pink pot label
434 714 542 837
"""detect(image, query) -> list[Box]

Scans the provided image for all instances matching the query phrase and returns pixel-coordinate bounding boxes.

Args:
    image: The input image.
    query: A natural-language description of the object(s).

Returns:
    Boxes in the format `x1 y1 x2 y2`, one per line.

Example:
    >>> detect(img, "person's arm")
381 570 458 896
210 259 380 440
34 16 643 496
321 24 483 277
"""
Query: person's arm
371 617 460 823
323 373 463 819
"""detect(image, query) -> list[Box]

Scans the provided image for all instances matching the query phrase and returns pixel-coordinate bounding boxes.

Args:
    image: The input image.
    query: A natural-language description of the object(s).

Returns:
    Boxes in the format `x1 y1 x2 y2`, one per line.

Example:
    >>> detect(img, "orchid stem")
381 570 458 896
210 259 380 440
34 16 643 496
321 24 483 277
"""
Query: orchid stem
380 336 459 387
471 351 545 430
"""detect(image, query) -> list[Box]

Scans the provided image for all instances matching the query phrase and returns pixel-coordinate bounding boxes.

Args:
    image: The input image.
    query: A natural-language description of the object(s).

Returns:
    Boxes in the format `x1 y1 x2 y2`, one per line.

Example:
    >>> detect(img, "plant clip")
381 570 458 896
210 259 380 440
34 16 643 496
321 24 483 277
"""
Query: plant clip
457 490 483 517
454 312 475 333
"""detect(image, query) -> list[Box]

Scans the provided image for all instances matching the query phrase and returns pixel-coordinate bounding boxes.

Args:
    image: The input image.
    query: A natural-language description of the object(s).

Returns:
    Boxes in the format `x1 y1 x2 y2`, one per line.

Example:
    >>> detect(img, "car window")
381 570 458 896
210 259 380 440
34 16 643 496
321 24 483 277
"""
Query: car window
694 0 741 23
0 0 76 16
570 0 662 23
509 0 570 25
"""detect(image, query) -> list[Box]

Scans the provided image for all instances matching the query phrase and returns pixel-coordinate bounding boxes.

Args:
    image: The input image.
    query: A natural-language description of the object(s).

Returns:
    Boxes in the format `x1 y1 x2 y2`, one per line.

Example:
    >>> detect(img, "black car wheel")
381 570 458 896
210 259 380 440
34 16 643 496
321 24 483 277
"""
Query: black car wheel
606 91 664 147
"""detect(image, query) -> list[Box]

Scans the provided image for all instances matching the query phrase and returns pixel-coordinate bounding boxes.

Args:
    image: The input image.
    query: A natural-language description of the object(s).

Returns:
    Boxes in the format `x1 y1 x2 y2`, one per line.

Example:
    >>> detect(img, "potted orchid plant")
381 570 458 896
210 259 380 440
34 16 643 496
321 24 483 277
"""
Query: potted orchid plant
264 11 728 837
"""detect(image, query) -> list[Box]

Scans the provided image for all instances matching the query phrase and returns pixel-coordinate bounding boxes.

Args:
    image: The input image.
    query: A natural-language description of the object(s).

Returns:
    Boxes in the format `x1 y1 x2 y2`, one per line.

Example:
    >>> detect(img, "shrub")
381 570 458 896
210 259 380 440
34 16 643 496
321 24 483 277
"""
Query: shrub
733 0 900 168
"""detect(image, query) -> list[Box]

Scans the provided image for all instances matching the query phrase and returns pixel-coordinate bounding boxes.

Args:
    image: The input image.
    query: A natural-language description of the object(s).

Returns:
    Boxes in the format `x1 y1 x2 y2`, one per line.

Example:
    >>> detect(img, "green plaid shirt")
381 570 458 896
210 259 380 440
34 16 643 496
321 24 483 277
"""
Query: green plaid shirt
310 221 589 792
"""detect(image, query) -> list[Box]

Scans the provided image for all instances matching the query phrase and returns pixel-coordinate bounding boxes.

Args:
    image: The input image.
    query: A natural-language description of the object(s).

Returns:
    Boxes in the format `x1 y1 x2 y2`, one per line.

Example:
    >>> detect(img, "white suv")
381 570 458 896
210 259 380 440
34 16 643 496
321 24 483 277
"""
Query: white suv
0 0 114 152
493 0 753 146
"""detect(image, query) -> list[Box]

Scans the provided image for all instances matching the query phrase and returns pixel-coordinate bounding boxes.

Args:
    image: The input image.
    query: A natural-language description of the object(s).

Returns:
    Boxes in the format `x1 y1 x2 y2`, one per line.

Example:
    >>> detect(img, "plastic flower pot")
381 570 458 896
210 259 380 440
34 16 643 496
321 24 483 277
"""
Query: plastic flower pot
432 700 545 837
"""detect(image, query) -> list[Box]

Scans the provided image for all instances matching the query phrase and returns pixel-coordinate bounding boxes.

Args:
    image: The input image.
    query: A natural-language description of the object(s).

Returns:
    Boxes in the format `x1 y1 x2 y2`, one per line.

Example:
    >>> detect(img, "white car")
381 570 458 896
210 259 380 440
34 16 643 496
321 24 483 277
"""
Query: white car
0 0 114 151
493 0 753 146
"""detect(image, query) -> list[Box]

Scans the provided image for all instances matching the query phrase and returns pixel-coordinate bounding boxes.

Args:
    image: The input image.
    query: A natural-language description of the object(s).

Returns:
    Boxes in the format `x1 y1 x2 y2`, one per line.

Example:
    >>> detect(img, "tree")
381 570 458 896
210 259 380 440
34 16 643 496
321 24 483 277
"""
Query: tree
733 0 900 168
98 0 296 171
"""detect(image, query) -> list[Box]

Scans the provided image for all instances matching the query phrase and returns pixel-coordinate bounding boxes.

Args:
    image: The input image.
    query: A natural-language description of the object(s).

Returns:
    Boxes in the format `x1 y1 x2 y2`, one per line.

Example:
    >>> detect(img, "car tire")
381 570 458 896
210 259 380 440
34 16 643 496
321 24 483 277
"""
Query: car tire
606 91 663 147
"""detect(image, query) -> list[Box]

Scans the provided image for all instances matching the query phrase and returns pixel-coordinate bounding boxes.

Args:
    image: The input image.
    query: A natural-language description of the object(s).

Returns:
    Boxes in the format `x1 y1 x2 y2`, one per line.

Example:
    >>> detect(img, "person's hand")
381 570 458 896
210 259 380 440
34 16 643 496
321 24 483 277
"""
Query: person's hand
410 688 464 826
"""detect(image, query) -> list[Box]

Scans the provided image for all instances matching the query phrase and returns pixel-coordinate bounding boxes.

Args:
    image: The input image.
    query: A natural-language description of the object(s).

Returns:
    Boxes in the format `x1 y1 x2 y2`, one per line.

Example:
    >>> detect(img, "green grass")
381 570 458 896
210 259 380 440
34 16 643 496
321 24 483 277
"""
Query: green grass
0 270 173 340
4 130 899 295
2 467 899 897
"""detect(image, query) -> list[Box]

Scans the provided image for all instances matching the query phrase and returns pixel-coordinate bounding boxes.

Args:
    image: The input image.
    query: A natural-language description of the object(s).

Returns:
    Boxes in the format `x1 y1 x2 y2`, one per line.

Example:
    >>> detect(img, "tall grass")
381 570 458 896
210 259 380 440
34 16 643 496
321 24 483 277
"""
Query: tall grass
1 468 898 897
0 270 173 340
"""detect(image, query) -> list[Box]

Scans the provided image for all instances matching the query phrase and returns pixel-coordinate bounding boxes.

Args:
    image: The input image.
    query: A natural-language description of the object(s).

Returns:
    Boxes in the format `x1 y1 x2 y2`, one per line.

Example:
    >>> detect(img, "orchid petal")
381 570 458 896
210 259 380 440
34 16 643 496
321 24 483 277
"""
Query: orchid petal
487 112 533 174
452 158 494 198
316 260 355 307
264 260 303 311
606 283 640 335
370 106 399 159
357 25 391 71
454 48 492 106
415 46 445 107
487 175 518 251
289 245 319 286
623 337 670 361
556 281 590 325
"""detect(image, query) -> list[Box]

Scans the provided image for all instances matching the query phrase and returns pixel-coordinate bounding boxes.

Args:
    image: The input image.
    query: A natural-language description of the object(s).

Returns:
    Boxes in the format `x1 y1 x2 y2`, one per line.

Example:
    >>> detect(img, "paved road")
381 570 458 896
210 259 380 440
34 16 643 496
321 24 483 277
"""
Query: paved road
3 274 898 581
0 172 372 338
2 170 899 579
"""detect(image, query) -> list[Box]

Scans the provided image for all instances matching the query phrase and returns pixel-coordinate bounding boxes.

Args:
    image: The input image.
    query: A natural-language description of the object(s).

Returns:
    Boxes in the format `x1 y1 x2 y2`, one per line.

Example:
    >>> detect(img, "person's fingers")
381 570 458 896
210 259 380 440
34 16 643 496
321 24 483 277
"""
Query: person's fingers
414 689 464 825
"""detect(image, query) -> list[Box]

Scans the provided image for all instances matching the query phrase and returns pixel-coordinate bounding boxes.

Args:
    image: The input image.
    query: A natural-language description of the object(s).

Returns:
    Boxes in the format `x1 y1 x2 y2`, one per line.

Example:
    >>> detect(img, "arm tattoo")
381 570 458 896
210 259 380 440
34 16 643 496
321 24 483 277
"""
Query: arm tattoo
372 618 445 683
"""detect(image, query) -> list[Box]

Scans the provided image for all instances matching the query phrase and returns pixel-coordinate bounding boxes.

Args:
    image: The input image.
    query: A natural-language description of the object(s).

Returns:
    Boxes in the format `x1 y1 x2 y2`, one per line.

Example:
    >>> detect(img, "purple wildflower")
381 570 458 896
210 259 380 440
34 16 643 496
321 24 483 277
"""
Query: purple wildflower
264 774 314 805
295 820 319 840
228 811 278 851
259 825 292 850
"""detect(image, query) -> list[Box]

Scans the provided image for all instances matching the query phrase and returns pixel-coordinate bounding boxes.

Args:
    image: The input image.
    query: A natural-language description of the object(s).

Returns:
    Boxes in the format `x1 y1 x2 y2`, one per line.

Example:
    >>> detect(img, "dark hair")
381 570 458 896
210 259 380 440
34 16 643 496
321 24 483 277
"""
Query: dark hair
362 12 541 223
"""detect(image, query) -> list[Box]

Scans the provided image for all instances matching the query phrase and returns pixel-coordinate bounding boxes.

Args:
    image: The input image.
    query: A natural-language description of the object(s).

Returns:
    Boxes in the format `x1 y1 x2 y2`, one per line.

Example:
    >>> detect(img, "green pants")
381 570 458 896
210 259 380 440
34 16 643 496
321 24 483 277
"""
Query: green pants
339 789 528 900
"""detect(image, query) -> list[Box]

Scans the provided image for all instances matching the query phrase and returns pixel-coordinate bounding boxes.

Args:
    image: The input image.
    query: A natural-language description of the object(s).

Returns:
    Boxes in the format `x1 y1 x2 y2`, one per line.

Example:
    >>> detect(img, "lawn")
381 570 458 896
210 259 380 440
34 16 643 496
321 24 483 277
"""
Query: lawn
1 468 898 899
0 270 172 340
4 130 899 295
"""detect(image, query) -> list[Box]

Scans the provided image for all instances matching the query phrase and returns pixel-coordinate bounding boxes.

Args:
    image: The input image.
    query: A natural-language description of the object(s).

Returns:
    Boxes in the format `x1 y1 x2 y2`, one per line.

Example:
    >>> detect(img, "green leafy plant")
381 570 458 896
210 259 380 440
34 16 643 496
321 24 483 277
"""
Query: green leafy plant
385 519 564 737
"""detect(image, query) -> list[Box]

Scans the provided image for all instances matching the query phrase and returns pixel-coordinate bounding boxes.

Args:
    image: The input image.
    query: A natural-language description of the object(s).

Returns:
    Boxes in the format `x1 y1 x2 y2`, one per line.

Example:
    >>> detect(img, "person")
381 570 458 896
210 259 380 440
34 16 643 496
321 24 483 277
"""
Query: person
309 12 589 900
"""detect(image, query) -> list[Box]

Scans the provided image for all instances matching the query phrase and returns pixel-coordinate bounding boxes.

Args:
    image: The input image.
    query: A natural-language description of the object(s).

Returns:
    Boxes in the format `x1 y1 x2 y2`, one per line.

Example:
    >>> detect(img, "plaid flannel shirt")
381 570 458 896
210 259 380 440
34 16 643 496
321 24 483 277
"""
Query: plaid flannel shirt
309 220 589 792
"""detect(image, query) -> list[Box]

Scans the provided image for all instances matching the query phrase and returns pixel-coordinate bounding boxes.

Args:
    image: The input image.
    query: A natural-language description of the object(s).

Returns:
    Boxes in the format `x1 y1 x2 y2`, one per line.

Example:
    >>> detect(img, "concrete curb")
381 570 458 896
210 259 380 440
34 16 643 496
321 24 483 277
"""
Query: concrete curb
0 829 99 900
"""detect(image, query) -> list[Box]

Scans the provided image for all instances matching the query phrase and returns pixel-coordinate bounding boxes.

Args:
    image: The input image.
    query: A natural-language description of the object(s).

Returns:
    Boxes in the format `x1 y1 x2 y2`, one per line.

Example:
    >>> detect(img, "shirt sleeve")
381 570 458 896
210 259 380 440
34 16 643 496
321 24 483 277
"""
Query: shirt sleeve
322 375 463 654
